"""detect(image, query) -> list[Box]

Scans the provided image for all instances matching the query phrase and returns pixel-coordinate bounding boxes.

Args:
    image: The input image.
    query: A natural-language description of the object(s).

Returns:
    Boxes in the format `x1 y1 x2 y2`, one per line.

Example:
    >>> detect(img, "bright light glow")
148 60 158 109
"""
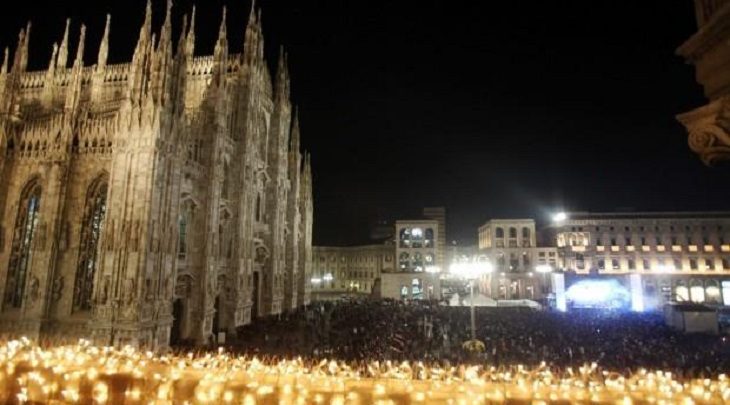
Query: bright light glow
552 212 567 222
411 228 423 237
323 273 333 282
535 264 552 273
310 277 322 284
565 279 630 309
425 265 440 273
657 264 675 272
449 260 493 280
630 274 644 312
1 339 728 403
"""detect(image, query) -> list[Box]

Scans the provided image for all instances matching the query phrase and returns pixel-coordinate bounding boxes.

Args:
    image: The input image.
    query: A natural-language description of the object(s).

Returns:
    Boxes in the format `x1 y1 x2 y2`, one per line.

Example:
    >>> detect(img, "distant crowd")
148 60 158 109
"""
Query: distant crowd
184 298 730 378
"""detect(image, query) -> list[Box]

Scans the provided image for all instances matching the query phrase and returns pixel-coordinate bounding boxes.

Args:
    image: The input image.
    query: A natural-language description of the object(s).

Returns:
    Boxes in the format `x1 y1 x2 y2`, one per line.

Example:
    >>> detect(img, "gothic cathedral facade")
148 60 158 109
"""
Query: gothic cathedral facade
0 1 314 348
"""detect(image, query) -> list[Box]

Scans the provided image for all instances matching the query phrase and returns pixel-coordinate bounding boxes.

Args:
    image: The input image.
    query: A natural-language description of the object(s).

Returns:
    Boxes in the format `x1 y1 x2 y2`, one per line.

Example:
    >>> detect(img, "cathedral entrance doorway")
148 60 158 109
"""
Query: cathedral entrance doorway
170 299 184 345
252 272 260 318
212 296 221 338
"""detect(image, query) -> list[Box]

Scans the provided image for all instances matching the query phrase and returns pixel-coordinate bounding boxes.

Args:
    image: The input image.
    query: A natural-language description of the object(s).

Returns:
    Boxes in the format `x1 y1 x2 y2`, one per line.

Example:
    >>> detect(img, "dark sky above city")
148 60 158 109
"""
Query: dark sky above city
2 0 729 246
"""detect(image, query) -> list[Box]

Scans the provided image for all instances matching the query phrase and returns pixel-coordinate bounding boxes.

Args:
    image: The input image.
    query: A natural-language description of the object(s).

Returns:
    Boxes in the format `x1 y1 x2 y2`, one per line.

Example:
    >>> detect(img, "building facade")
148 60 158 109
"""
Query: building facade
0 2 313 348
387 219 443 300
545 212 730 307
477 219 557 300
310 244 394 300
676 0 730 164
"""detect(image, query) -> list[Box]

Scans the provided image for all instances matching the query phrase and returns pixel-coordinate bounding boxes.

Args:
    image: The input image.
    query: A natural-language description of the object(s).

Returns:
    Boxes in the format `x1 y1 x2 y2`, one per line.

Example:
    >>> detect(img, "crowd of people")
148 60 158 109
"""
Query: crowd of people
209 298 730 378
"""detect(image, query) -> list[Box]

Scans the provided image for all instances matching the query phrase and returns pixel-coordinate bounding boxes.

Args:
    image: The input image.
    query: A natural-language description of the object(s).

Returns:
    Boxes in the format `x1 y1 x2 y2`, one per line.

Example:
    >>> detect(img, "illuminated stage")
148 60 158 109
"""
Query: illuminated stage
1 339 728 404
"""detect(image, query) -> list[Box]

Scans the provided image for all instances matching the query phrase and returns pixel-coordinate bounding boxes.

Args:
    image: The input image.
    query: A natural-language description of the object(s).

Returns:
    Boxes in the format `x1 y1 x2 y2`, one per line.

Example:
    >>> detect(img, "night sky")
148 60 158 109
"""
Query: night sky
2 1 728 246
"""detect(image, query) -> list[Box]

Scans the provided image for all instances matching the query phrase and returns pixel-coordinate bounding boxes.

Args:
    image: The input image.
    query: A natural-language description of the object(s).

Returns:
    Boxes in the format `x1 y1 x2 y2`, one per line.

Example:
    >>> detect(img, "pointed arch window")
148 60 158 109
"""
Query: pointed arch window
5 180 42 309
73 178 107 312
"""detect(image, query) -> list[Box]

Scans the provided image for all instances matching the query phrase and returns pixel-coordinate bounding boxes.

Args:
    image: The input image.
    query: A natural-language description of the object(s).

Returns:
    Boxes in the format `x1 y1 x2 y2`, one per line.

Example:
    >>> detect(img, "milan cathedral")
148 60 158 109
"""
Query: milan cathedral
0 0 314 348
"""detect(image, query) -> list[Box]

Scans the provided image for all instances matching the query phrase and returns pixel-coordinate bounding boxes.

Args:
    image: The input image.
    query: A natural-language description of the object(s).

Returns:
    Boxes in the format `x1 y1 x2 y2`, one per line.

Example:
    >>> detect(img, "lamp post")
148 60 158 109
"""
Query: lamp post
535 264 552 300
311 277 322 301
449 258 493 341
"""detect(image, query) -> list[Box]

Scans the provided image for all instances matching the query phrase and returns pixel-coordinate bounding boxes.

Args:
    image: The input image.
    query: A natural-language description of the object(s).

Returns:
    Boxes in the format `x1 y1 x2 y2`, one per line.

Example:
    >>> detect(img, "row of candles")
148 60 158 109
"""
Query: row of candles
0 338 727 404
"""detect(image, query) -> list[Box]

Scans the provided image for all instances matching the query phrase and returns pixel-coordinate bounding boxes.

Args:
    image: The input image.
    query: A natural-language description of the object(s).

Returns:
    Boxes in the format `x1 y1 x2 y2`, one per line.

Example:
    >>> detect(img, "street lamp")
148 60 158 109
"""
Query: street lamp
535 264 552 295
552 212 567 222
449 259 493 341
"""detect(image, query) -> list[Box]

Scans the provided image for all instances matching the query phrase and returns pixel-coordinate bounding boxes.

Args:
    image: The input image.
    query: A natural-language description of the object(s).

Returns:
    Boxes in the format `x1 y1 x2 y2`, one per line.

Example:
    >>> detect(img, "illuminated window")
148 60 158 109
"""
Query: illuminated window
675 284 689 302
399 252 410 270
413 252 424 271
705 258 714 270
400 285 408 299
73 177 108 312
611 259 619 270
598 259 605 270
5 181 42 309
412 278 422 299
706 281 721 304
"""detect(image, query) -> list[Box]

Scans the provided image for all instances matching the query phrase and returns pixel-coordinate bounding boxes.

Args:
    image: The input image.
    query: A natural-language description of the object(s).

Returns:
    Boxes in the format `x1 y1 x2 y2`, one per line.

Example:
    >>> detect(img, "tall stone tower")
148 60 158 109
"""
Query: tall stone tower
0 0 313 348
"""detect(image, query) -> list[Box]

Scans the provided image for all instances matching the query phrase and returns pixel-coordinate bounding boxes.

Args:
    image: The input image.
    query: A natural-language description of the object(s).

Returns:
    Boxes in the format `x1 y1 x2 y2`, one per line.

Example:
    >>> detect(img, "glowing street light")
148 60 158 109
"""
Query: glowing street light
322 273 334 282
535 264 552 295
450 258 493 343
552 212 567 222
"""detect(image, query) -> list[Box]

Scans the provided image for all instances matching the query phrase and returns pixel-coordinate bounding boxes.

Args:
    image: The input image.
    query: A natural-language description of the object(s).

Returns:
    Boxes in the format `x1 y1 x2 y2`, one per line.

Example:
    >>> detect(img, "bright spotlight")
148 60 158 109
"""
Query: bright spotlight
323 273 333 282
310 277 322 285
552 212 567 222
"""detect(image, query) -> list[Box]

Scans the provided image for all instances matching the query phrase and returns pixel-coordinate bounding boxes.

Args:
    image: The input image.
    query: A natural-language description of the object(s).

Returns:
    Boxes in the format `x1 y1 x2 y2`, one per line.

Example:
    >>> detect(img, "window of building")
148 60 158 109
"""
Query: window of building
671 236 678 245
400 285 408 299
509 227 517 238
399 252 410 270
703 236 710 245
642 259 650 270
610 226 615 231
625 237 631 245
655 237 661 245
624 226 630 232
641 237 646 245
598 259 605 270
73 177 108 312
705 258 714 270
4 180 42 309
723 258 730 270
673 259 681 271
611 259 619 270
412 278 422 299
495 227 504 238
610 238 617 246
689 258 698 270
628 259 635 269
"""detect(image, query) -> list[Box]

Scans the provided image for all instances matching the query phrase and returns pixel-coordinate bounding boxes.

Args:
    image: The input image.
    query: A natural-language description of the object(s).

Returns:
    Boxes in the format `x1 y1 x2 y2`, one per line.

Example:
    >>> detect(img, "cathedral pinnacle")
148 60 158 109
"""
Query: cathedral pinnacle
57 19 70 69
97 15 110 70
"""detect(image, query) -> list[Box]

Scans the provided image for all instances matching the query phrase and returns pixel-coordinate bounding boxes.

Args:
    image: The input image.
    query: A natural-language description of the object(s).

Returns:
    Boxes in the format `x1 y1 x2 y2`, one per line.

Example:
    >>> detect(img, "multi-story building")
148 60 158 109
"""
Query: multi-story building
477 219 557 300
310 244 394 300
676 0 730 164
382 219 443 300
545 211 730 307
0 3 313 348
